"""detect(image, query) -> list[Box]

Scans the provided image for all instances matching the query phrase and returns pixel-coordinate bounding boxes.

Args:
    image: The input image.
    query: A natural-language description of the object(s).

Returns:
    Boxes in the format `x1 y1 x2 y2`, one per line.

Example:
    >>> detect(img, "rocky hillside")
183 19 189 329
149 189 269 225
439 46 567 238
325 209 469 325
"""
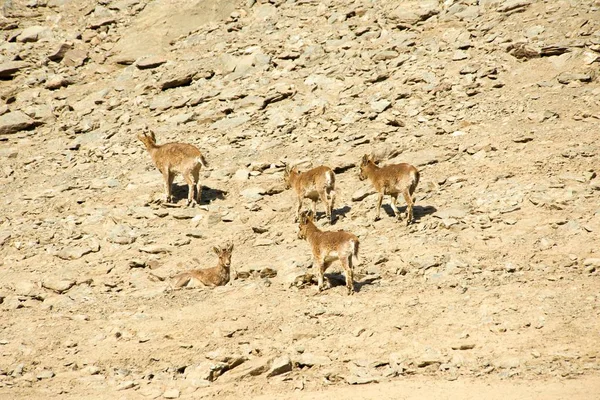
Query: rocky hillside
1 0 599 398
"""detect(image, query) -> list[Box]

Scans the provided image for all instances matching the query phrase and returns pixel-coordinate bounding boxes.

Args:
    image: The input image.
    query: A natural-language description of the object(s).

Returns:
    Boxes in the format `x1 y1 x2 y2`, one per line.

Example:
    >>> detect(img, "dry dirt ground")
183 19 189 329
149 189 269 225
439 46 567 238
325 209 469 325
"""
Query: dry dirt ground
1 0 600 399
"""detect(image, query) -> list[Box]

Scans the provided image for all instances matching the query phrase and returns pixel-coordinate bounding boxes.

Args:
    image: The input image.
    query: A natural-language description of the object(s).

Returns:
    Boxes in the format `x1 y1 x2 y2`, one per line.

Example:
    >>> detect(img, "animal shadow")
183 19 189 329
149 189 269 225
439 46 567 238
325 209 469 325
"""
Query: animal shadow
202 186 228 203
171 184 228 204
413 205 437 222
381 204 437 222
313 205 351 226
324 272 380 293
332 205 351 224
354 275 381 292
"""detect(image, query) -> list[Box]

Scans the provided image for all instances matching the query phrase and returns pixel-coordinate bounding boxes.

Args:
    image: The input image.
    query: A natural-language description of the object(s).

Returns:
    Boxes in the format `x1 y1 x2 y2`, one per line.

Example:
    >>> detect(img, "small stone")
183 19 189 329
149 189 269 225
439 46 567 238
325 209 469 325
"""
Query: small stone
233 169 250 181
129 259 147 268
56 244 98 260
584 264 596 273
45 75 71 90
62 49 88 67
219 357 271 382
557 72 592 84
453 50 468 61
372 50 399 61
583 258 600 268
112 54 136 65
117 381 136 391
136 56 168 69
0 111 39 135
171 208 198 220
451 343 476 350
513 135 533 143
17 25 48 42
583 51 599 65
84 365 101 375
184 363 213 382
295 353 331 367
498 0 531 13
163 388 180 399
411 255 440 270
42 279 75 294
267 355 292 377
370 99 391 113
186 230 205 239
504 263 517 273
48 43 73 62
253 238 274 247
160 71 194 90
417 348 444 367
259 268 277 278
139 245 170 254
36 370 55 380
11 364 25 377
107 224 137 244
87 17 116 29
345 375 378 385
534 317 545 329
240 187 265 201
205 212 221 227
0 61 28 79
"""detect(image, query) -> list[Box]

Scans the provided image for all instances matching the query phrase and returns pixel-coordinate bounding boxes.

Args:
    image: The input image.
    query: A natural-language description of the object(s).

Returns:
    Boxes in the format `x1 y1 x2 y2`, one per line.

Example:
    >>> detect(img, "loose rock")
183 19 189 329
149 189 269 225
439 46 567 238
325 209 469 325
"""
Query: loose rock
267 355 292 377
0 111 39 135
0 61 28 79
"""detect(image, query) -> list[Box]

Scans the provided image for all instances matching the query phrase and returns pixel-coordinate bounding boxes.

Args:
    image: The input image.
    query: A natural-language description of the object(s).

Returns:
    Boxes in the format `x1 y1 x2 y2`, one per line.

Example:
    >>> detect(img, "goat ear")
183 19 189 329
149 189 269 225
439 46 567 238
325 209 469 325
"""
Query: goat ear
228 242 234 252
361 154 369 164
307 210 315 221
213 246 220 254
298 211 307 224
148 130 156 142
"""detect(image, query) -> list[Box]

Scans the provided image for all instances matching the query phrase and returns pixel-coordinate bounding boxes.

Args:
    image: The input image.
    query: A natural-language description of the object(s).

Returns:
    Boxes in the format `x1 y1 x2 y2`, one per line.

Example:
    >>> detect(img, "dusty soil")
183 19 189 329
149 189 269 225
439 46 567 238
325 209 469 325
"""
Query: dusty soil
1 0 599 398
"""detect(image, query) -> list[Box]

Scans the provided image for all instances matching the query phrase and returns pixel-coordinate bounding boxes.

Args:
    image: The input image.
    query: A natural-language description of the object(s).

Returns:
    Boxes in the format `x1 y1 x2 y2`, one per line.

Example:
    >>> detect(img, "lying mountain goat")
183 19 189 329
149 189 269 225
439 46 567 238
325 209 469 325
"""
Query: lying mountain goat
172 242 234 289
358 154 419 225
284 164 336 224
138 130 208 206
298 210 359 295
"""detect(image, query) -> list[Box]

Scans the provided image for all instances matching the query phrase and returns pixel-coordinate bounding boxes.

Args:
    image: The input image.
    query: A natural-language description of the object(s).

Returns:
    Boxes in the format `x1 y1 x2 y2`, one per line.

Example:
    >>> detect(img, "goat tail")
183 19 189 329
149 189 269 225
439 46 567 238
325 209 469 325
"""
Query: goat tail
326 169 335 188
197 154 208 168
410 168 420 201
325 169 336 202
352 239 360 264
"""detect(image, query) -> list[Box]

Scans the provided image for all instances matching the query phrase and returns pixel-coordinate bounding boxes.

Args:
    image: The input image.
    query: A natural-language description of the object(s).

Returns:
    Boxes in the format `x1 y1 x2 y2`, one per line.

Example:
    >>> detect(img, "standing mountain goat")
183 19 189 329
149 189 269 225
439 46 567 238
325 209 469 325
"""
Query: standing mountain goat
138 130 208 206
298 210 359 295
284 164 336 224
172 242 234 289
358 154 420 224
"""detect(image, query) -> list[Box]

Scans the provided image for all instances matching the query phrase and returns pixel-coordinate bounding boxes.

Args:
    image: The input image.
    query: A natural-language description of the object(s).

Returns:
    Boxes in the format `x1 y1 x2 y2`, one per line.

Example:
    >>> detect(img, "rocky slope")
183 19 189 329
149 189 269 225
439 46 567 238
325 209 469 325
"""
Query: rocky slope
1 0 599 398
